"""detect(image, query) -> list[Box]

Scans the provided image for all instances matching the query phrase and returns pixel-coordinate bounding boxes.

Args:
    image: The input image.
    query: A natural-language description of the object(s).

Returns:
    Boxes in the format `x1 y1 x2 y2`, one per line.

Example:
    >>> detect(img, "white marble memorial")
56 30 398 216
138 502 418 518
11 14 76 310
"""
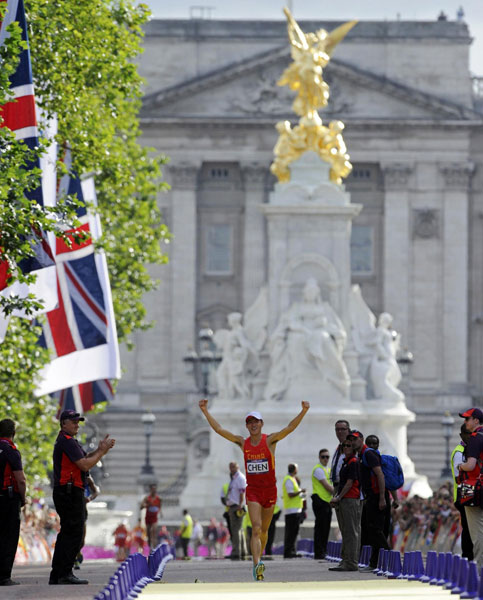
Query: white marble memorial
180 153 431 512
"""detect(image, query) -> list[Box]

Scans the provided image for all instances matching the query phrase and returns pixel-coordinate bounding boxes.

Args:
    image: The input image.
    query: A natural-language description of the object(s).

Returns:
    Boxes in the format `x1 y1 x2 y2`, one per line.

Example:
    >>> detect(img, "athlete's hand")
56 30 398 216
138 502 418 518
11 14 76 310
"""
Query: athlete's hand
379 497 386 511
301 401 310 411
199 399 208 411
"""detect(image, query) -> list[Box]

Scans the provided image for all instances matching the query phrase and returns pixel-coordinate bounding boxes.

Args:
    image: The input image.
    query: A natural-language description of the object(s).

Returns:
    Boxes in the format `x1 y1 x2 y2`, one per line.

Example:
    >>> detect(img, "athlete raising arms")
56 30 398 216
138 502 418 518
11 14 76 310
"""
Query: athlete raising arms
199 399 310 581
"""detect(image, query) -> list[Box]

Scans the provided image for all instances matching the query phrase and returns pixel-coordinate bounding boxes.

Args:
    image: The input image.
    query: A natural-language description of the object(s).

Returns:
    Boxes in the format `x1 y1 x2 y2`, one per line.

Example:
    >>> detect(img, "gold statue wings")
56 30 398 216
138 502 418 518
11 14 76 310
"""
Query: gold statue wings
270 9 357 184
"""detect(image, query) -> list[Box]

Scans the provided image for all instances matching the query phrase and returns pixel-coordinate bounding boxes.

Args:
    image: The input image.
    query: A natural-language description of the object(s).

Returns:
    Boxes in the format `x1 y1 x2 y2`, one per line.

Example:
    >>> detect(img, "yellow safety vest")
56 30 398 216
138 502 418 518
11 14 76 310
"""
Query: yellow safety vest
312 463 332 502
181 514 193 539
282 474 303 510
222 482 229 513
450 444 465 502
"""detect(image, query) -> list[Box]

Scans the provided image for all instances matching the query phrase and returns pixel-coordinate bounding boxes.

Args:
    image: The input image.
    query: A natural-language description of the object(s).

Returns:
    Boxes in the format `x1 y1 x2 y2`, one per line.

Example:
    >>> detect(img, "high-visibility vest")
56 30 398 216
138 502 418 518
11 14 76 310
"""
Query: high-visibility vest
282 474 303 510
450 444 465 502
181 514 193 539
312 463 332 502
222 482 229 513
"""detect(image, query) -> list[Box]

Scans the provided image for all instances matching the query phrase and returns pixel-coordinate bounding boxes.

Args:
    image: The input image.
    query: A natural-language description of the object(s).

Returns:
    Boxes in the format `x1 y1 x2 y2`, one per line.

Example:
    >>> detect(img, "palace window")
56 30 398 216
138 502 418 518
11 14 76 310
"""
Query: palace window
206 224 233 274
351 225 374 275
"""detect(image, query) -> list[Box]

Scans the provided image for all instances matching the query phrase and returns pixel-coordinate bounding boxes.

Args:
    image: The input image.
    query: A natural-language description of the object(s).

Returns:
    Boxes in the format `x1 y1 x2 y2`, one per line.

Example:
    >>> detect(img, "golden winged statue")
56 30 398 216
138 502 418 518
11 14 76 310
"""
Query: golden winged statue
270 8 357 184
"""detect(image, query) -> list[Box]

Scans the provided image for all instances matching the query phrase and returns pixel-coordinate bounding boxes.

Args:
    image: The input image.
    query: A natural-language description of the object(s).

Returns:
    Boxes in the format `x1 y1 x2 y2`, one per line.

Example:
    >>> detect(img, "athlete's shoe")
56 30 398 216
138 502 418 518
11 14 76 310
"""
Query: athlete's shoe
255 561 265 581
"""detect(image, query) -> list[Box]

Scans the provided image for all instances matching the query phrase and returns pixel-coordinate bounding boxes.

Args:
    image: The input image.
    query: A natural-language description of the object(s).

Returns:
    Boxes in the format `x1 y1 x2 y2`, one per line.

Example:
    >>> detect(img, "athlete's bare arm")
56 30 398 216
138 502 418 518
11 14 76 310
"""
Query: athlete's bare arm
267 401 310 449
199 399 244 448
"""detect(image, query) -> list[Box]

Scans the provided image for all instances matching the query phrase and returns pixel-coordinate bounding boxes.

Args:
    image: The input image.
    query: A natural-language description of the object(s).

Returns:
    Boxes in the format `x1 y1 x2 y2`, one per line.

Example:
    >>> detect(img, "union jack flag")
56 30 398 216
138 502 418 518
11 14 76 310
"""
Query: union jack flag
54 379 114 416
0 0 57 324
35 160 120 398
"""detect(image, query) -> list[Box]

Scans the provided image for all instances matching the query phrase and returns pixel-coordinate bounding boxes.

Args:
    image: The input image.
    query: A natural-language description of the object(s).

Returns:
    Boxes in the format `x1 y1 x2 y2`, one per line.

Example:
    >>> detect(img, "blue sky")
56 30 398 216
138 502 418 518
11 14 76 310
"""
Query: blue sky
144 0 483 75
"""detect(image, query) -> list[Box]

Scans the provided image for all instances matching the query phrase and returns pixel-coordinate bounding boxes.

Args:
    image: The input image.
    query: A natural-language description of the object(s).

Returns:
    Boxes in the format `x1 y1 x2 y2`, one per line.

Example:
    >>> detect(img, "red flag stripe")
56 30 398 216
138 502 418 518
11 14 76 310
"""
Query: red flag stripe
0 94 37 131
56 223 93 255
64 264 108 326
46 280 77 356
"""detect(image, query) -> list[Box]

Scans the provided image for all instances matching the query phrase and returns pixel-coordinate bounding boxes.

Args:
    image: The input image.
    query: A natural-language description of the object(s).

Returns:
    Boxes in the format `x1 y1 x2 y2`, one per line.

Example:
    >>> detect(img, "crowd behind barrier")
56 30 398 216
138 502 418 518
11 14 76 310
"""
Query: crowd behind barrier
391 483 463 555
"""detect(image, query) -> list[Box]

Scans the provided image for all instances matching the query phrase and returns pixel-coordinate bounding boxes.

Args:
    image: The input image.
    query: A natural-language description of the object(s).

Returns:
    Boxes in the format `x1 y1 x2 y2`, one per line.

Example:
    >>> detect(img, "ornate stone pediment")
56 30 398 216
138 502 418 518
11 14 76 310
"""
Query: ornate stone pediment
141 46 480 122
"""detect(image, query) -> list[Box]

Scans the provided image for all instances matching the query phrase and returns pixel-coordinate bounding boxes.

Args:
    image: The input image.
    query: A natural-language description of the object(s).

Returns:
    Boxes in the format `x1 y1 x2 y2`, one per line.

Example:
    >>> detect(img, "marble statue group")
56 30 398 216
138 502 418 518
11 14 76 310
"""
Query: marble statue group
213 277 404 406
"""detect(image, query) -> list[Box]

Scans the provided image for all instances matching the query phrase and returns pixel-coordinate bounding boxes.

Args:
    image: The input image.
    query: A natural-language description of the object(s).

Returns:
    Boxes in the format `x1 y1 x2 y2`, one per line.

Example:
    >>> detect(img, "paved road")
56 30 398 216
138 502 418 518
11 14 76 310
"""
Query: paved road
7 560 117 600
145 557 454 600
8 557 453 600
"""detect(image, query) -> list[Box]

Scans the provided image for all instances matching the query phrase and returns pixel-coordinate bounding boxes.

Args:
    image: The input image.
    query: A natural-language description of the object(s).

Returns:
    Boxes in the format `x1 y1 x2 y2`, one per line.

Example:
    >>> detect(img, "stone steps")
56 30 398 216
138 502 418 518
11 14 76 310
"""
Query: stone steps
88 408 189 499
407 413 463 489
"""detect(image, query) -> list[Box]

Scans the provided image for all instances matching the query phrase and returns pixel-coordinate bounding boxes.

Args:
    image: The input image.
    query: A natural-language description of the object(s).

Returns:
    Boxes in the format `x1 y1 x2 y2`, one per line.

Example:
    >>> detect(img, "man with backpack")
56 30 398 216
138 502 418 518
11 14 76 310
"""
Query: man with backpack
366 434 399 541
348 430 392 572
457 407 483 568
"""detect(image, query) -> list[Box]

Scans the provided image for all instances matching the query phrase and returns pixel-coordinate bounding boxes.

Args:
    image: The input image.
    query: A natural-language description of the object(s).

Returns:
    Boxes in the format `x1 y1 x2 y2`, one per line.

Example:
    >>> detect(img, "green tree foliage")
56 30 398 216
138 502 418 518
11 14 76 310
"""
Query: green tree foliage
0 0 169 484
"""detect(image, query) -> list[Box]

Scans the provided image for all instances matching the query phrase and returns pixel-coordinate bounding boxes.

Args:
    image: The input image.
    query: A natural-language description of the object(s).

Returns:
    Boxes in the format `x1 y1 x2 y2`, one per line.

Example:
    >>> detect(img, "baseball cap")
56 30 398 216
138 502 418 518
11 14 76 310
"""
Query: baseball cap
59 409 85 422
346 429 364 439
459 407 483 420
245 411 263 422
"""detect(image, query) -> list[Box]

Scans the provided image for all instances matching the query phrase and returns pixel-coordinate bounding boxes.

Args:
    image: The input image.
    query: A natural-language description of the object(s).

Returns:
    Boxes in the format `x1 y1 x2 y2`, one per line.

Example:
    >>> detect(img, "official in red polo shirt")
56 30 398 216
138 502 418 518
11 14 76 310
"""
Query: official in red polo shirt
0 418 26 587
329 438 361 571
49 410 115 585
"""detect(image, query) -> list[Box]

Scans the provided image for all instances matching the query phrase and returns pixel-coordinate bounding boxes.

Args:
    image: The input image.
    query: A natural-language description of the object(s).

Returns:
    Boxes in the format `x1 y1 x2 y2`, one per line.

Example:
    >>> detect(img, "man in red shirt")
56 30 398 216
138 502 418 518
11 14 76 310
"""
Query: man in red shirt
113 522 129 561
49 410 115 585
199 398 309 581
458 407 483 568
0 419 26 587
141 484 162 549
329 439 361 571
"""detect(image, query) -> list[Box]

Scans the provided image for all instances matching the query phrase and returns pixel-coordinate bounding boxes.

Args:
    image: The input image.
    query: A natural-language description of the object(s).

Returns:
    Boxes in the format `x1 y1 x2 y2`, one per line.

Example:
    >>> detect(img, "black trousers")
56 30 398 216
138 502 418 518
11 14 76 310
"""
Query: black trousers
0 495 21 582
51 486 86 580
265 510 281 555
361 492 390 568
283 513 301 558
312 494 332 559
455 501 474 561
180 536 189 558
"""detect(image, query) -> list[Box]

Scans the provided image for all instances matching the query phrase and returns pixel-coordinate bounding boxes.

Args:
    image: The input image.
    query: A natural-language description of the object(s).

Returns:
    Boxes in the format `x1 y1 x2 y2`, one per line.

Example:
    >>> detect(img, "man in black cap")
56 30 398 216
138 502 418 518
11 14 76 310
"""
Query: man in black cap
49 410 115 585
0 419 26 586
457 407 483 568
348 429 389 572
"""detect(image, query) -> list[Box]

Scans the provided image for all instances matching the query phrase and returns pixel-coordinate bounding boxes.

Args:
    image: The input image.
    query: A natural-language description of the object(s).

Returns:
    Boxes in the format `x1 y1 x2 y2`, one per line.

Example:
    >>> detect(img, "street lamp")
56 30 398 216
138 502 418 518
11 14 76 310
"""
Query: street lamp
183 328 222 396
137 412 157 488
396 347 414 377
440 411 455 479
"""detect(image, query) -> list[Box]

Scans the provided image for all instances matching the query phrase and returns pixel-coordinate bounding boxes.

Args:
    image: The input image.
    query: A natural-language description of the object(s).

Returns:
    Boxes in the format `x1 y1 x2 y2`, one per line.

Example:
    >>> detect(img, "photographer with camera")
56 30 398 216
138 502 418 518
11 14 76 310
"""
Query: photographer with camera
458 407 483 568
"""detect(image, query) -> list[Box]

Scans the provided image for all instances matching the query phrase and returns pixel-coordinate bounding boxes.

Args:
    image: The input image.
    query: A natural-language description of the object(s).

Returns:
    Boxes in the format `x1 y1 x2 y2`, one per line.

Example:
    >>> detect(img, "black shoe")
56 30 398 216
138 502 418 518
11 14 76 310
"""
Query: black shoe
329 566 358 572
0 579 20 586
57 574 89 585
359 565 376 573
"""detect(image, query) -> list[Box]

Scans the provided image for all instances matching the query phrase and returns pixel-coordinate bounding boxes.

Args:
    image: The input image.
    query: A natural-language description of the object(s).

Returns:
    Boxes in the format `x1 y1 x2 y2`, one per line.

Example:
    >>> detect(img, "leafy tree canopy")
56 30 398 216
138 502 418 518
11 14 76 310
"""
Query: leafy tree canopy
0 0 169 485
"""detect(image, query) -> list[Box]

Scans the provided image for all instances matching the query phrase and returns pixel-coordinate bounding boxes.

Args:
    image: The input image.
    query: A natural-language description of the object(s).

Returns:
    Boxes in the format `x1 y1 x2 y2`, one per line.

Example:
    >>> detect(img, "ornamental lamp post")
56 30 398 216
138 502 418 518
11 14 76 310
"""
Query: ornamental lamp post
137 412 157 489
440 411 455 480
183 327 222 397
396 347 414 377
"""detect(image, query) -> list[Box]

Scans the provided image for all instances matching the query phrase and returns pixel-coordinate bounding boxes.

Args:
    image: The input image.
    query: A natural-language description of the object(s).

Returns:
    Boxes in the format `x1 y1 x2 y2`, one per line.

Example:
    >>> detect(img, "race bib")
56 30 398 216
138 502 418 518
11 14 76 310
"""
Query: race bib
148 506 159 513
247 459 269 474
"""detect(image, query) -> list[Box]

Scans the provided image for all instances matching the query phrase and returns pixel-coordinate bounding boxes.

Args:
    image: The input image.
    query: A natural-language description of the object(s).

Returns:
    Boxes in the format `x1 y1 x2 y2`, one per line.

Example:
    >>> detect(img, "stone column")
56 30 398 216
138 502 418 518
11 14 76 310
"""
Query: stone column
169 162 200 387
438 162 473 389
381 163 413 342
241 163 268 310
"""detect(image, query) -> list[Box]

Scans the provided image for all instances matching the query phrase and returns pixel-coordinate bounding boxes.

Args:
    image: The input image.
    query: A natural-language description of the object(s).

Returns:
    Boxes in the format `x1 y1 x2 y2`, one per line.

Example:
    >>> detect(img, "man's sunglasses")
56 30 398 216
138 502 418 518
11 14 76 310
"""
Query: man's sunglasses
342 443 353 448
320 455 330 459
